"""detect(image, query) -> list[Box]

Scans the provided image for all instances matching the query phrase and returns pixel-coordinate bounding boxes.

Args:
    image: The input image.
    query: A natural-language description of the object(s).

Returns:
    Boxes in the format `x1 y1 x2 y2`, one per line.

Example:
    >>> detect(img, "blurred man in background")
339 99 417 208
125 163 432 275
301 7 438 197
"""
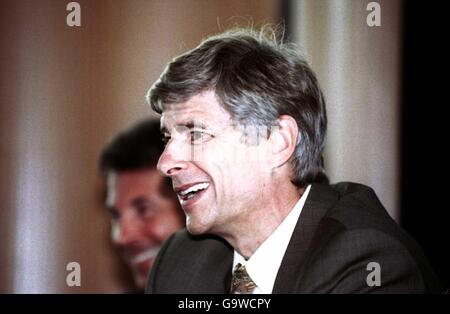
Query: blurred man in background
99 119 184 292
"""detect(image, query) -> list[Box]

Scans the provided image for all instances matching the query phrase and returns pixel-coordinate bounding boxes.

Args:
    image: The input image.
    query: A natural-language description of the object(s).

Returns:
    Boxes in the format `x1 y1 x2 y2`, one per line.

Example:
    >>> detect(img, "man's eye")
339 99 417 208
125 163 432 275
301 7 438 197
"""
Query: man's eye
136 205 156 219
190 131 202 144
190 130 212 144
137 206 148 217
108 209 120 220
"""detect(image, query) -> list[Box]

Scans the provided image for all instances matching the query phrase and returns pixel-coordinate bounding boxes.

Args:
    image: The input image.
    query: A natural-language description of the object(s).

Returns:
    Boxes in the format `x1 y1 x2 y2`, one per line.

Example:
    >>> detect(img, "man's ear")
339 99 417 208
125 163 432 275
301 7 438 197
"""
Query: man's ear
269 115 299 168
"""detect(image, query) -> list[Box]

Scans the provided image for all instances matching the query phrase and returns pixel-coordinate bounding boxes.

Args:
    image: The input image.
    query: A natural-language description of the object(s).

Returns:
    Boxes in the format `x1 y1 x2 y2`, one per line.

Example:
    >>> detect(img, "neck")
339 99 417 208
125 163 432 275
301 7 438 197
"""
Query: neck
219 184 305 259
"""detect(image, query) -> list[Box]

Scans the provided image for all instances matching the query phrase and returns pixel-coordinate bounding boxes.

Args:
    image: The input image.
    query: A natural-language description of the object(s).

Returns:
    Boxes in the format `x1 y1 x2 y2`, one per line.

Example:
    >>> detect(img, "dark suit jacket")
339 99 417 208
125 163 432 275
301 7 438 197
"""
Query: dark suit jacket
146 182 442 293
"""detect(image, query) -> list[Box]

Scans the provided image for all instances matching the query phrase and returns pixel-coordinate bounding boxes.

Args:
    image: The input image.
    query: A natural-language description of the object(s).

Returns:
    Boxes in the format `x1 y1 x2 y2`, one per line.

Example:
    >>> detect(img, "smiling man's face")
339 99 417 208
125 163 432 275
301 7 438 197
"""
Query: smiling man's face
157 90 273 238
106 169 183 290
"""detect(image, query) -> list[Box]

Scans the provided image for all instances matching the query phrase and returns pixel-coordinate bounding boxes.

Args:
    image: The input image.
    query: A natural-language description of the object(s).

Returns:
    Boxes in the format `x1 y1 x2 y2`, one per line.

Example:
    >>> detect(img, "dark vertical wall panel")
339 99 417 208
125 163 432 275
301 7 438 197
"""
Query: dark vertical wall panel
401 1 450 289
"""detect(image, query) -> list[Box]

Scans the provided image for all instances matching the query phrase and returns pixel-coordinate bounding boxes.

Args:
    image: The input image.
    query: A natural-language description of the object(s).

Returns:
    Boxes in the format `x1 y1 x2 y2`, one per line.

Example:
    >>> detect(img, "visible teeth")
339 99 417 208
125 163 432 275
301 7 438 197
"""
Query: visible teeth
179 183 210 196
131 247 161 264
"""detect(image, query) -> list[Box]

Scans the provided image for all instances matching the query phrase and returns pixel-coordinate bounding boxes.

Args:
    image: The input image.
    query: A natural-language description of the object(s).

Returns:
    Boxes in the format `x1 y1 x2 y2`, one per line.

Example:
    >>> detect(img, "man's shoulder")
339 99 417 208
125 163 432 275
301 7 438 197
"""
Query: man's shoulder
316 182 426 263
321 182 398 231
301 182 442 293
146 229 233 293
319 182 422 248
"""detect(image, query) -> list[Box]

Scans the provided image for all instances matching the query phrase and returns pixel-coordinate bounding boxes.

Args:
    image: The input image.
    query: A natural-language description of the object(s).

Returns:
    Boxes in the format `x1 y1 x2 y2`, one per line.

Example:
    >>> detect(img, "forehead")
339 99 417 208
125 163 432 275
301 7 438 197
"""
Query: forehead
161 90 231 130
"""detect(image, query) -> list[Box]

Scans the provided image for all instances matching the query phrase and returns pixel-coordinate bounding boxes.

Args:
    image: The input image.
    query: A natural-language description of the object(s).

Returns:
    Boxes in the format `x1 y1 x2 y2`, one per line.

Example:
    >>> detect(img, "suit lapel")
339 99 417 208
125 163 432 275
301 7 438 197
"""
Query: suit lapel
188 235 234 293
272 183 338 293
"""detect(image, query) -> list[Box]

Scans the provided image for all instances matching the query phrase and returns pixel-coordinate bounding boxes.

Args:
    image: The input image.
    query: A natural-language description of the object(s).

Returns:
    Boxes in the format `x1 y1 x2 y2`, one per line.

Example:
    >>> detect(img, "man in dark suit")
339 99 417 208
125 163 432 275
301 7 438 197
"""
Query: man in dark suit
145 28 441 293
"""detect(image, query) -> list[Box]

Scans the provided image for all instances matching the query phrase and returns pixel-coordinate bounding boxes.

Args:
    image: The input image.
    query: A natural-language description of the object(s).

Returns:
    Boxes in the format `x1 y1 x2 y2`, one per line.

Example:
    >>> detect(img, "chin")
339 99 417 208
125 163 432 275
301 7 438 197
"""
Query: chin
133 275 147 292
186 220 211 235
130 264 152 291
186 225 204 235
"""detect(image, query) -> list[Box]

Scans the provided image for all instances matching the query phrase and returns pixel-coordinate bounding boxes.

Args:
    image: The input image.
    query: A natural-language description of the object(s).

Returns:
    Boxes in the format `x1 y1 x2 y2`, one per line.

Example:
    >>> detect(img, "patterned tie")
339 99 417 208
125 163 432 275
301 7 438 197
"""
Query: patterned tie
230 263 257 294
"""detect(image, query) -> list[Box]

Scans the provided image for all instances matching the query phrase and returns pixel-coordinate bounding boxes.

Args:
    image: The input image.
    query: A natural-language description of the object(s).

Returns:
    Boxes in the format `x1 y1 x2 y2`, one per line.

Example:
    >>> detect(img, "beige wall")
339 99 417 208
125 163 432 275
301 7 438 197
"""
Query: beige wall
291 0 403 221
0 0 280 293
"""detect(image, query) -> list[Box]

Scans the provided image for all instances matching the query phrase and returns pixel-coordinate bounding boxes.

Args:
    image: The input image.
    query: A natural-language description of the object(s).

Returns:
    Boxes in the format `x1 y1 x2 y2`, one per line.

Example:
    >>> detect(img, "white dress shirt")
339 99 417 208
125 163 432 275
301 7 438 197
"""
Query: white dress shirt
232 184 311 294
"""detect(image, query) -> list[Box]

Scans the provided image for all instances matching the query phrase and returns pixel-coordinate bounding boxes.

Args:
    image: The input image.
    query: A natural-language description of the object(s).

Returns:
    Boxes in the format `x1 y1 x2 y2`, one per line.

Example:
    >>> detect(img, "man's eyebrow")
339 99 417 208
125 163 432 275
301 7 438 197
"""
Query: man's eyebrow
131 196 153 208
161 121 209 134
177 121 208 129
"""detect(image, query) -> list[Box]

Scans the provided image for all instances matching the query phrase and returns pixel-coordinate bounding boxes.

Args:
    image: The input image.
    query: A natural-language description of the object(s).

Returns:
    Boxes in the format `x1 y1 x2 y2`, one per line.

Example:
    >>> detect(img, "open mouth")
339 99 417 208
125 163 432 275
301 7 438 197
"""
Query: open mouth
130 247 161 266
176 182 210 205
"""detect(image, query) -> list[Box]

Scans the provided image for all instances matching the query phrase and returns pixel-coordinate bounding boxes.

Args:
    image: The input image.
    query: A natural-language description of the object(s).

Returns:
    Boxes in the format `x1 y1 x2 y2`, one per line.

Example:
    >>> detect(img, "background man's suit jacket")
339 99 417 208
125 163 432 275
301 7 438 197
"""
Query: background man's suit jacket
146 182 442 293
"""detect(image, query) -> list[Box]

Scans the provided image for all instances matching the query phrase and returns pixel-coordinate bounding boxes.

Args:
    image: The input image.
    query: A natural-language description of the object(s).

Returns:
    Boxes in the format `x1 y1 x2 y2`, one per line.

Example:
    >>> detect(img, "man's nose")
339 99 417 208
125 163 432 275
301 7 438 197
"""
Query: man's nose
157 141 189 177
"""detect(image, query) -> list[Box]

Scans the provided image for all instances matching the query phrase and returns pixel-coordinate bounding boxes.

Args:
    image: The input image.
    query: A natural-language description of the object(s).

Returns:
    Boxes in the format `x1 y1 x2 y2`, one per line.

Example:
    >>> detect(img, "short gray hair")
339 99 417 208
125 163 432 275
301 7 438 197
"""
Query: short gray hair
147 28 328 187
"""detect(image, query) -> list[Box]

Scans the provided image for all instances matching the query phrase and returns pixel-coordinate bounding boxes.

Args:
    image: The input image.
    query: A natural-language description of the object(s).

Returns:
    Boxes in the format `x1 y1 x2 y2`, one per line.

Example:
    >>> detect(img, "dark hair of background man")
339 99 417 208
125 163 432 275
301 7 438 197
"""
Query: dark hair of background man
99 119 164 174
99 119 173 198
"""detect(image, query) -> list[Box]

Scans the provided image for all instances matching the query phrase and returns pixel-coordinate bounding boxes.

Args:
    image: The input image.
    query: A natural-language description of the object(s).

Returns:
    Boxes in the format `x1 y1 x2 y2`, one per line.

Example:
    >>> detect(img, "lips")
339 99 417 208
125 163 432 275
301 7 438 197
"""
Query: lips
174 182 210 206
130 247 161 266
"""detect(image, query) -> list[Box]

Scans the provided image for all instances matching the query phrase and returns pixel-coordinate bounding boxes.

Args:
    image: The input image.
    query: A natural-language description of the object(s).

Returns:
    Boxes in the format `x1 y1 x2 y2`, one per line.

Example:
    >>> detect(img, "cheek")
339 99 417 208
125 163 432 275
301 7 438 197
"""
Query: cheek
199 137 239 163
196 140 262 193
145 212 182 241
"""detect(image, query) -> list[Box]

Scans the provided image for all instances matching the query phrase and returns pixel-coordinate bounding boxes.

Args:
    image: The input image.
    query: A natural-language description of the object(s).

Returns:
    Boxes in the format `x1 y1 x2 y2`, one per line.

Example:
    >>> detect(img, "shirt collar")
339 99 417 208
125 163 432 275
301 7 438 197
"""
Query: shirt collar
232 185 311 293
